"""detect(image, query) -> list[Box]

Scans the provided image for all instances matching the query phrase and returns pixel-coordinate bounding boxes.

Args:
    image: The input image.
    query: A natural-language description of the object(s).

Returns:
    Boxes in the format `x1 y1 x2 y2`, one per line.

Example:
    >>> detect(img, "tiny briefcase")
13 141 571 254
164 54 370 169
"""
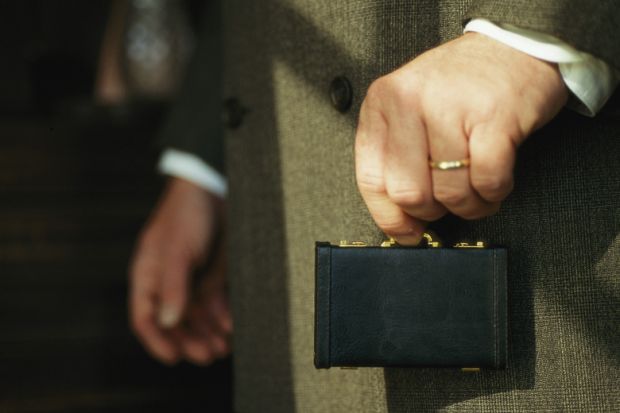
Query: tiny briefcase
314 233 507 370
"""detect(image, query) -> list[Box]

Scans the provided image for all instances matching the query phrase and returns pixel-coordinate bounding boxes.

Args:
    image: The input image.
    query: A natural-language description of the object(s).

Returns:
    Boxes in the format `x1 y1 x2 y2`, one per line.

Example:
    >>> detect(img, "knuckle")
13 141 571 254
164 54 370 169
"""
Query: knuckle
433 185 468 207
133 238 161 268
419 207 447 222
357 173 386 195
363 74 421 113
390 77 419 107
376 218 411 236
472 175 511 201
475 94 498 120
379 222 407 235
365 77 387 104
387 187 428 209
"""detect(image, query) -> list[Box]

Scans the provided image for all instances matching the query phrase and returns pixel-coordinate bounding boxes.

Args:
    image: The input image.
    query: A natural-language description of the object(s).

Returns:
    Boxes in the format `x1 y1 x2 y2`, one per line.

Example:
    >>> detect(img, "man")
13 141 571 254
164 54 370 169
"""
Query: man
130 0 620 411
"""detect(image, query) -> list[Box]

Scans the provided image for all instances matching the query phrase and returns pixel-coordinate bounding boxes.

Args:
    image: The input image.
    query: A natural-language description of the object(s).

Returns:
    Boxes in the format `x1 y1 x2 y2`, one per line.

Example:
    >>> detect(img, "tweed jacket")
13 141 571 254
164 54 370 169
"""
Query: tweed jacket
163 0 620 411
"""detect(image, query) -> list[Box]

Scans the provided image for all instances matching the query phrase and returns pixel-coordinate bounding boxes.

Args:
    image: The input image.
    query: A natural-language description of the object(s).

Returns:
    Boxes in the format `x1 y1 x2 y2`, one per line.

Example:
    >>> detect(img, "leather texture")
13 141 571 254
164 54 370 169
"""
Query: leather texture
315 243 507 369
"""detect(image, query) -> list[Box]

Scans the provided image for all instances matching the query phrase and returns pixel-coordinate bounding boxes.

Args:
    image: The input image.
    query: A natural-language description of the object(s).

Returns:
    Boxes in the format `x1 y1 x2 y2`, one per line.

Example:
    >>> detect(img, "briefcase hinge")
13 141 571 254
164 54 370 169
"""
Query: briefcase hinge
339 241 368 247
454 241 486 248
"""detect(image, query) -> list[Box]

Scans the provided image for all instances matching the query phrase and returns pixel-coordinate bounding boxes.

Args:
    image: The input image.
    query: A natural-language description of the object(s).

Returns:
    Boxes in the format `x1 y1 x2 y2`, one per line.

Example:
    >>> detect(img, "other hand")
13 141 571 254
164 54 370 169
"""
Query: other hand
355 32 568 244
129 177 231 365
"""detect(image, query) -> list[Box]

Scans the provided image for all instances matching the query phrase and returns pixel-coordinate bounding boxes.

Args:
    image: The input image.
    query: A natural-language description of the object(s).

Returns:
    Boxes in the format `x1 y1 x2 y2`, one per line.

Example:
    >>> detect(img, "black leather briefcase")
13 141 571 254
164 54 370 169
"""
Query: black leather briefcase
314 234 507 370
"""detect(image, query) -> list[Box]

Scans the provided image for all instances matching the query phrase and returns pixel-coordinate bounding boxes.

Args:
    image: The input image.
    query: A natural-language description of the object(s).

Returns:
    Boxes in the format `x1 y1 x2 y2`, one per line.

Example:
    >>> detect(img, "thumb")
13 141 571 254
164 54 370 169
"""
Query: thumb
158 254 191 328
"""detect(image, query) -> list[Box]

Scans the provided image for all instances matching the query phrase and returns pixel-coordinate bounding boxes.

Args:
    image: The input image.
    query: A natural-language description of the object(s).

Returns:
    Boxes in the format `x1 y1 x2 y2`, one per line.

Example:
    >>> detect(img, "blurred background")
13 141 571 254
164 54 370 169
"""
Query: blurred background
0 1 232 411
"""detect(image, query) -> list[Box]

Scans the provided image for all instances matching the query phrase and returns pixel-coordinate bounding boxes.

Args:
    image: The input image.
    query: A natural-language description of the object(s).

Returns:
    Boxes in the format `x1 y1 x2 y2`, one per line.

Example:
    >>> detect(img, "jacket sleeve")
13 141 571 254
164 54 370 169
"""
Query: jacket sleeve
157 0 224 174
465 1 620 71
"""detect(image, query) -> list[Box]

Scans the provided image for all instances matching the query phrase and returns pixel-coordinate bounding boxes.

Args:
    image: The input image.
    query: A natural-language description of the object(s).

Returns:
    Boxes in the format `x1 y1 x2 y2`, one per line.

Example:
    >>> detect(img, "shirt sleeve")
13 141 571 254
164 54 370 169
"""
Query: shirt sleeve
157 0 225 173
464 18 620 116
158 148 227 198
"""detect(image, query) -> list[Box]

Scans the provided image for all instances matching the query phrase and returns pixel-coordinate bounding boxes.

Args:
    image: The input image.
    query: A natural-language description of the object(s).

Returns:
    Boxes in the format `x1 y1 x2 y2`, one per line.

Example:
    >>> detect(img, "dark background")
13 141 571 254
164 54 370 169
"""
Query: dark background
0 1 232 412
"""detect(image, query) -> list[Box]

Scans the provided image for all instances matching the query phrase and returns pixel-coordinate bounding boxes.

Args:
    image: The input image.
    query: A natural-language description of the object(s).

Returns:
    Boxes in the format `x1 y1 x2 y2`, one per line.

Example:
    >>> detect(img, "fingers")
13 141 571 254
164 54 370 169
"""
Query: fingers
384 93 446 223
158 252 191 328
469 125 515 202
355 92 426 245
199 247 232 357
129 251 180 365
427 118 500 219
204 241 232 334
131 247 231 366
208 289 233 334
175 245 232 365
175 295 231 365
171 320 214 365
191 310 230 359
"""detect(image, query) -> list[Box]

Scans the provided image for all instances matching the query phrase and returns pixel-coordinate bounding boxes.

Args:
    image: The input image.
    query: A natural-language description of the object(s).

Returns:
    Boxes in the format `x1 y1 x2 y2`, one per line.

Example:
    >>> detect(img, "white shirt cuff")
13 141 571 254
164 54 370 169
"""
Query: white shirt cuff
464 18 619 116
158 148 227 197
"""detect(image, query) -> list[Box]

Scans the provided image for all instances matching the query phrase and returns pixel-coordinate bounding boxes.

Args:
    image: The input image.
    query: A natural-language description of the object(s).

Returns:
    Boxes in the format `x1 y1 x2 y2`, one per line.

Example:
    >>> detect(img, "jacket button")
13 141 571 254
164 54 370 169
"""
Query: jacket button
222 98 248 129
329 76 353 113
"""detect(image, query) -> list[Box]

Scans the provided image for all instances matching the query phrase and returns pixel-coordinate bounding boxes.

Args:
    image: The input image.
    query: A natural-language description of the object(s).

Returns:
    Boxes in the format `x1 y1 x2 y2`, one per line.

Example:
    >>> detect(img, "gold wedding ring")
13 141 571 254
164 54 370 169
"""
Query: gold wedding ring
428 158 471 170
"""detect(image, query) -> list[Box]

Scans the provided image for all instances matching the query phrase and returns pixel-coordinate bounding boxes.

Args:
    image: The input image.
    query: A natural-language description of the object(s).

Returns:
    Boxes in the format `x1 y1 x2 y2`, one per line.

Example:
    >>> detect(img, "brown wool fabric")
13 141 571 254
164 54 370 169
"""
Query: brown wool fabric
170 0 620 411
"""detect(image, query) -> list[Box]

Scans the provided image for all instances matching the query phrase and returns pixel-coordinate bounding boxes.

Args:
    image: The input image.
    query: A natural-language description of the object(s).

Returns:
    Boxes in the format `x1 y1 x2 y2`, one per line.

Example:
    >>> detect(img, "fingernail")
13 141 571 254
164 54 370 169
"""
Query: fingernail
393 234 423 246
158 306 179 328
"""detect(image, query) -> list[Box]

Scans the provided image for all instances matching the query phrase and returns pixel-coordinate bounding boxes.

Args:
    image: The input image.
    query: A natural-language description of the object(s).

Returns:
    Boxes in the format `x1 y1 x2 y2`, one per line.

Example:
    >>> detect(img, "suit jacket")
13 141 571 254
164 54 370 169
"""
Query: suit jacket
165 0 620 411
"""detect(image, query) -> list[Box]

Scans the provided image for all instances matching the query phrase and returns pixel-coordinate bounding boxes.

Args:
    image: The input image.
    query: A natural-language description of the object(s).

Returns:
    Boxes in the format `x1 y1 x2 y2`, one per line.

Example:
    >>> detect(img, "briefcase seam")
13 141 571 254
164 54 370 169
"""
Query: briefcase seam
327 245 332 367
493 249 498 369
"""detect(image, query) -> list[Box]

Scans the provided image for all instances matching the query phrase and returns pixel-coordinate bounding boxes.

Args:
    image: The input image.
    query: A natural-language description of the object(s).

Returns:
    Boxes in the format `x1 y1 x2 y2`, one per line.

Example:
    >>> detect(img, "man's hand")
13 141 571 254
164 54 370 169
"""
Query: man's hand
355 32 568 244
129 177 231 365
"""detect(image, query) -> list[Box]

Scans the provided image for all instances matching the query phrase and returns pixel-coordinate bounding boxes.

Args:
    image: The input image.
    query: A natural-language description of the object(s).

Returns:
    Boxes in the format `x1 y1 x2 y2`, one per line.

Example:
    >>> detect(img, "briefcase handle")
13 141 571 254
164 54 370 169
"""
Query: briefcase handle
341 231 485 249
381 232 486 249
381 232 442 248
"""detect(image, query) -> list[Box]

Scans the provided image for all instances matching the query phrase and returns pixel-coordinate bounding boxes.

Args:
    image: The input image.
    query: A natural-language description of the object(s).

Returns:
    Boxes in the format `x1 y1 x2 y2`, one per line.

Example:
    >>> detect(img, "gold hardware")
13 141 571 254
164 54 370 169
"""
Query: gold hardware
423 232 441 248
454 241 486 248
341 234 485 249
339 240 367 247
461 367 481 373
380 232 441 248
